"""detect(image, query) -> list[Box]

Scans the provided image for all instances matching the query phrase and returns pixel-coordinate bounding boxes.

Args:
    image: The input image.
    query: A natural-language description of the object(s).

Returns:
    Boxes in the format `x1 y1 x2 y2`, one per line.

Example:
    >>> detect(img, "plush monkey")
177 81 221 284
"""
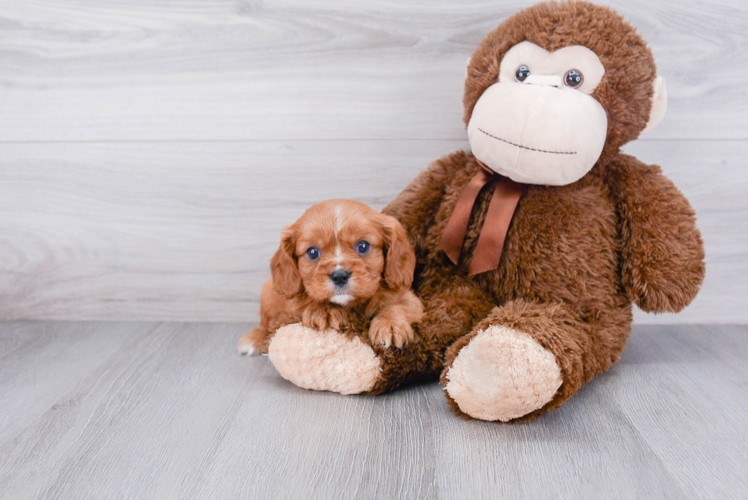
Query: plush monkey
265 1 705 422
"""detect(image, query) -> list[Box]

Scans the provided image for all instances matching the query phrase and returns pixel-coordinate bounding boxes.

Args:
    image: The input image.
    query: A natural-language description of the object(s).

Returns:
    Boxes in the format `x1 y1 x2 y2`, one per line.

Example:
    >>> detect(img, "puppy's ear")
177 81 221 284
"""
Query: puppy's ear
270 227 302 297
380 214 416 290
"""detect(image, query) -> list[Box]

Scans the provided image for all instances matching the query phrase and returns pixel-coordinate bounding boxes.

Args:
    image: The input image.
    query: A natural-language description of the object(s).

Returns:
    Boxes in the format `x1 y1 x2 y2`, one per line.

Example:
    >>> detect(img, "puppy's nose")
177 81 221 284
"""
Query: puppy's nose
330 269 351 286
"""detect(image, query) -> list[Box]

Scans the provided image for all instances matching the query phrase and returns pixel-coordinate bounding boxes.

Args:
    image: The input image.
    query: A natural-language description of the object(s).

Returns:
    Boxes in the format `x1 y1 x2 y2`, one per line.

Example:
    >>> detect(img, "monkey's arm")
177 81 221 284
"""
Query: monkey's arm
382 151 468 254
604 155 705 313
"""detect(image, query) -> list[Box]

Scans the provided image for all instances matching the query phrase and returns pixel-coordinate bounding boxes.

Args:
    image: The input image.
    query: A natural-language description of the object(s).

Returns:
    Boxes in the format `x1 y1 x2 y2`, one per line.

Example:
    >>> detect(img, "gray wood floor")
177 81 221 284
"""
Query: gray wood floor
1 322 746 499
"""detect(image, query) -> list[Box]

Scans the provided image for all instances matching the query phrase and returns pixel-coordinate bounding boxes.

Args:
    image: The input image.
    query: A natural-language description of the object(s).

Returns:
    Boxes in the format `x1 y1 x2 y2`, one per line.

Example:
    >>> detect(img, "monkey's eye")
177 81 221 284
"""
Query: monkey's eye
515 65 531 82
564 69 584 89
306 247 320 260
355 240 370 255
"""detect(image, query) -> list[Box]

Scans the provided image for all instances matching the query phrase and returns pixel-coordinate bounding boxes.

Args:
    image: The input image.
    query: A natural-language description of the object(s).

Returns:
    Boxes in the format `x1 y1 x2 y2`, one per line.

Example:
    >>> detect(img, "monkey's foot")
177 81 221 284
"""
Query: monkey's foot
442 325 562 422
268 324 381 395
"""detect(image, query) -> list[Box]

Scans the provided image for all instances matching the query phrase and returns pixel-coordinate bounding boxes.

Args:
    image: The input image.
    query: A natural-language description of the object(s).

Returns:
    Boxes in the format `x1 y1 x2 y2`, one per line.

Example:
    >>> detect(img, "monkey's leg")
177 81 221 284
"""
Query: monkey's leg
267 275 493 395
366 276 495 394
440 299 632 422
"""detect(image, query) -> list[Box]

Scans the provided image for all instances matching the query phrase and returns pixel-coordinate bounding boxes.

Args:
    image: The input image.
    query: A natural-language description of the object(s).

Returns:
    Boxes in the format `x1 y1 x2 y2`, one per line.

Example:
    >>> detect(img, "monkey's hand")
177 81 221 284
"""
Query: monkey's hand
605 156 705 313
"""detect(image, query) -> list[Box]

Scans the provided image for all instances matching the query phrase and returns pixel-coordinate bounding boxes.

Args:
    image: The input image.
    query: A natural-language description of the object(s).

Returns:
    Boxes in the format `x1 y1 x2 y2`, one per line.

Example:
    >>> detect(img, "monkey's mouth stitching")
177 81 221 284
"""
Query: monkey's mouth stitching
478 128 577 155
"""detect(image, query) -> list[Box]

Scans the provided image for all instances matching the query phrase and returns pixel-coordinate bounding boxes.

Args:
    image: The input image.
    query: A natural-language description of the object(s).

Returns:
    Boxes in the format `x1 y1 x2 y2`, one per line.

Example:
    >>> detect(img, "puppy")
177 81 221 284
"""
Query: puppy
238 199 423 355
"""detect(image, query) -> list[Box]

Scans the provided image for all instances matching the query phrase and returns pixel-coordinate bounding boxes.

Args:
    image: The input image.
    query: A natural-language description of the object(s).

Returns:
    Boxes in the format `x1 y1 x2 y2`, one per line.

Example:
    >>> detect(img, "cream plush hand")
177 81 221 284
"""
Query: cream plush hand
267 324 381 395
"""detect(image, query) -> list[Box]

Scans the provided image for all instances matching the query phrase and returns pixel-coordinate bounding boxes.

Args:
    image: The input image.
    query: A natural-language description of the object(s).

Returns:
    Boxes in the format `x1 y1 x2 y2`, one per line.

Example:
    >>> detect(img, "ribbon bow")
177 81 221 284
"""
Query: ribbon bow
440 159 524 276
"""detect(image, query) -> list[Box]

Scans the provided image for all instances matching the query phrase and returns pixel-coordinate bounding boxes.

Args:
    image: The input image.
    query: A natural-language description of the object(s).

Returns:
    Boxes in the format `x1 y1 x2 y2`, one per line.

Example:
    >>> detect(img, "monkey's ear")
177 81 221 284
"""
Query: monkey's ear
270 227 302 298
640 76 668 135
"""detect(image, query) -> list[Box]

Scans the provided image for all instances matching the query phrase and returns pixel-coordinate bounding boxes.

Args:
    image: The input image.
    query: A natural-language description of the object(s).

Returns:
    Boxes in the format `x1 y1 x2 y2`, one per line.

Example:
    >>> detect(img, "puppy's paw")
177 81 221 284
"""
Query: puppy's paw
237 339 256 355
237 326 269 355
368 315 417 348
326 307 349 330
302 304 348 331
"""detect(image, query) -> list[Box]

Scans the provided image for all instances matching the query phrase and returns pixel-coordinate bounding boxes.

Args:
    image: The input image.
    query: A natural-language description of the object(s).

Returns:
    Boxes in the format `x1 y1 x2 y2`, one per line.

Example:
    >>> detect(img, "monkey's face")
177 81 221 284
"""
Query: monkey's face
467 41 609 186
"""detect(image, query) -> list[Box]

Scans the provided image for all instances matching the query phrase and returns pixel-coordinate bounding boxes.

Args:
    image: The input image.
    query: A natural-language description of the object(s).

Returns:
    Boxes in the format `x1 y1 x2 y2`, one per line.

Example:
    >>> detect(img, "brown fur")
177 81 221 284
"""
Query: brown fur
239 199 424 353
363 1 705 421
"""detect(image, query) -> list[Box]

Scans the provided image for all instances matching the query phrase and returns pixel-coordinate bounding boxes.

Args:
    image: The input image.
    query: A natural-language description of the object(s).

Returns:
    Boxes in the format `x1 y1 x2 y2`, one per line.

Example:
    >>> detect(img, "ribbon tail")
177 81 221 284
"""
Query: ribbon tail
440 168 492 265
468 177 524 276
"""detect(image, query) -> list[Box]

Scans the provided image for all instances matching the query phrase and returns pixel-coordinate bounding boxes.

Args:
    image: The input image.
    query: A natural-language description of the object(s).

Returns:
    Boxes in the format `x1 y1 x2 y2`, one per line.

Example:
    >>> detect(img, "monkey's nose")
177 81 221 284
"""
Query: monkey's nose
524 74 563 88
330 269 351 286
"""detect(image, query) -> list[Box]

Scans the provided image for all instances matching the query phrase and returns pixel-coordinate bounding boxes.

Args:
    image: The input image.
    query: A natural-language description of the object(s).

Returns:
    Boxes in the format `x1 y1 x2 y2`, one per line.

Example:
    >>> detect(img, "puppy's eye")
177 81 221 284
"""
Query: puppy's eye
515 65 530 82
564 69 584 88
306 247 320 260
355 241 370 255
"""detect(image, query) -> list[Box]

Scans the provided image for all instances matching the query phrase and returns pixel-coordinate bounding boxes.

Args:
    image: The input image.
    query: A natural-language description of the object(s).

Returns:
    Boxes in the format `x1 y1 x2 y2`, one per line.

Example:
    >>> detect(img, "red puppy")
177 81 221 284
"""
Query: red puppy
238 199 423 355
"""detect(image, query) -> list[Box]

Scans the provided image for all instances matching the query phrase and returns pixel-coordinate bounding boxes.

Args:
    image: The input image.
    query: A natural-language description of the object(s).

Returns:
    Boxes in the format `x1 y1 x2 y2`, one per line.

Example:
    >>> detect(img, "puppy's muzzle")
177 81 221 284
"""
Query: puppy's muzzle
330 269 351 287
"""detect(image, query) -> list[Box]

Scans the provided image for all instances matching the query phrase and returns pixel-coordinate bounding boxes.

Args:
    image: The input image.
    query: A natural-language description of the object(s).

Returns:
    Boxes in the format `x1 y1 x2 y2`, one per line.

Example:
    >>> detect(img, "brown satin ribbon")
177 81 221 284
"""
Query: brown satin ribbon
440 159 524 276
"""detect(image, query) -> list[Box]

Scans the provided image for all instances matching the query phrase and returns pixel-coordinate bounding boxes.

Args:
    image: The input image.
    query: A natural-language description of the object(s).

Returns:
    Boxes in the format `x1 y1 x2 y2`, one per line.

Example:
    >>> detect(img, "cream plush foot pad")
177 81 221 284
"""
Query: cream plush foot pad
268 324 381 395
445 325 562 422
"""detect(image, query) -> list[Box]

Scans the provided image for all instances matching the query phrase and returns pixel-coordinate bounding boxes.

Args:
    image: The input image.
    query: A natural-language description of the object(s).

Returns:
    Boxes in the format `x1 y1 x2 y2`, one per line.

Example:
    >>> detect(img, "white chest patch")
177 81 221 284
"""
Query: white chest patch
330 294 354 306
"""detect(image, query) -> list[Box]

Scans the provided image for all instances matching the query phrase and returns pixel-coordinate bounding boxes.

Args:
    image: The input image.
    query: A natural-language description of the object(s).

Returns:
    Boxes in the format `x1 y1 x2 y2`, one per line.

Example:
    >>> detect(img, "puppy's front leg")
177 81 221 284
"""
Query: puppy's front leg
302 303 349 331
368 291 424 348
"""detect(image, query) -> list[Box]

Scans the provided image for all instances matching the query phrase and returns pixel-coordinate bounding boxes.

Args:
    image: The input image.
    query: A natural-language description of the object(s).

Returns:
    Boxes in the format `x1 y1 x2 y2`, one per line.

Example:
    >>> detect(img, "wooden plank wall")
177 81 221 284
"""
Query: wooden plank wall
0 0 745 323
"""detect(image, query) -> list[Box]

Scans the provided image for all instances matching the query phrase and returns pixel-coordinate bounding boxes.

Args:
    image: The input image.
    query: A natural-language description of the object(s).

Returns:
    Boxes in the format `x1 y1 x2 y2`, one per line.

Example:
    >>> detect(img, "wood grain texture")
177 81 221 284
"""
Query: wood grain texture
0 139 744 323
0 0 746 322
0 0 746 141
0 321 746 499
